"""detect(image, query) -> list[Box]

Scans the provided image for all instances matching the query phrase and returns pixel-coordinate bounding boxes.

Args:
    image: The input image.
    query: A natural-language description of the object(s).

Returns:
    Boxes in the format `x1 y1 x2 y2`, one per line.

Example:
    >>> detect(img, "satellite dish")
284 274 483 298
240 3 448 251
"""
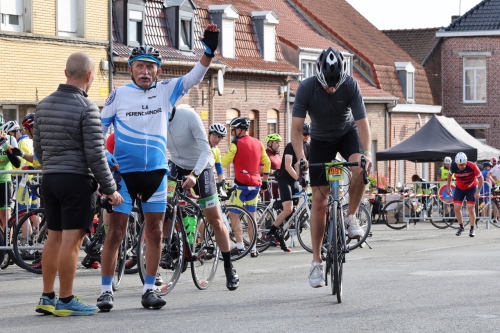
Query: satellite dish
217 70 224 96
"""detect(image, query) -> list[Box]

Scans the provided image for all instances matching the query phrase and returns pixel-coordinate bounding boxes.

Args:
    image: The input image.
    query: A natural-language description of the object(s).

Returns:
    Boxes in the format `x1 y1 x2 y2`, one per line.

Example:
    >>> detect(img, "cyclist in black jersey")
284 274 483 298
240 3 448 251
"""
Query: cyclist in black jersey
291 47 372 288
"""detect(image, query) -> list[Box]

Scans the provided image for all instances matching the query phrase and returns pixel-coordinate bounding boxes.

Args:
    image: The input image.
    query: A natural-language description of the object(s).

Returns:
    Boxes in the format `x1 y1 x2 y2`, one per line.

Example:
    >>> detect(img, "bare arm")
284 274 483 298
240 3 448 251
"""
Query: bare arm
291 117 306 169
355 117 372 172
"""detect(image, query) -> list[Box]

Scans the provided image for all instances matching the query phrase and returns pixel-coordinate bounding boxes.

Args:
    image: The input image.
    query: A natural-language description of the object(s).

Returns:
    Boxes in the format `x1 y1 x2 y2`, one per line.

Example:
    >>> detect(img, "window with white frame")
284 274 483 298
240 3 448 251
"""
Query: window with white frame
128 8 143 46
58 0 84 37
301 60 316 79
179 18 192 50
267 109 278 134
395 62 415 103
1 0 24 32
462 124 489 143
463 57 486 103
2 105 19 123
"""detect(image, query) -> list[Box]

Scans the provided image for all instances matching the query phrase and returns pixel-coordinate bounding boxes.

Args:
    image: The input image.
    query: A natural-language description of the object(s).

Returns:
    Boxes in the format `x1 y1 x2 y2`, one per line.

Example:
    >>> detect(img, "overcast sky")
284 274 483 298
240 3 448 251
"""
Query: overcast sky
345 0 482 30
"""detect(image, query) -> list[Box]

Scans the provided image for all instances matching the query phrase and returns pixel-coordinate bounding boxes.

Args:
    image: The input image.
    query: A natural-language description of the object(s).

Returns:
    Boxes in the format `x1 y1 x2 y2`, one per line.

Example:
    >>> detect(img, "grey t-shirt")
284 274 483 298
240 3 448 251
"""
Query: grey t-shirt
293 75 367 141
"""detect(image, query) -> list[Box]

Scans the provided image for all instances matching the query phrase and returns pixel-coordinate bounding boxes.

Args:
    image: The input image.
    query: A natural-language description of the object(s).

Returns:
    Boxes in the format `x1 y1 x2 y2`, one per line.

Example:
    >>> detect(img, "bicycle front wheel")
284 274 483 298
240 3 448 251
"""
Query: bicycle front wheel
112 229 128 291
191 215 220 290
12 209 47 274
342 204 371 250
0 229 6 269
222 205 257 261
137 214 185 296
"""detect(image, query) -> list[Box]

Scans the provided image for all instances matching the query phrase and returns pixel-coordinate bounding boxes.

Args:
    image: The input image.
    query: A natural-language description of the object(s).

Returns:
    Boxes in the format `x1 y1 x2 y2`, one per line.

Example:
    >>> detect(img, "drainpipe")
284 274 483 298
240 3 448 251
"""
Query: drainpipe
108 0 113 93
386 99 398 181
286 80 291 142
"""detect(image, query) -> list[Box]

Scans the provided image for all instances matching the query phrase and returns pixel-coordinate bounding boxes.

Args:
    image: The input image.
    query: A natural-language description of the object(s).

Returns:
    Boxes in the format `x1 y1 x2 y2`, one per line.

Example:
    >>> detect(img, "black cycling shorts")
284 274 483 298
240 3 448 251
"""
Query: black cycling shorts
309 126 363 187
168 161 216 199
0 182 12 210
42 174 98 232
278 178 301 202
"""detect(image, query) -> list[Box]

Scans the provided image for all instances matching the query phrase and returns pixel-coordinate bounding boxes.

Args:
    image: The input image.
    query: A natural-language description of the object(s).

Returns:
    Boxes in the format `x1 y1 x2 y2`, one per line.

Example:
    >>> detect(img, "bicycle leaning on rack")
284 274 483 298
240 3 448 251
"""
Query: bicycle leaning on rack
304 156 369 303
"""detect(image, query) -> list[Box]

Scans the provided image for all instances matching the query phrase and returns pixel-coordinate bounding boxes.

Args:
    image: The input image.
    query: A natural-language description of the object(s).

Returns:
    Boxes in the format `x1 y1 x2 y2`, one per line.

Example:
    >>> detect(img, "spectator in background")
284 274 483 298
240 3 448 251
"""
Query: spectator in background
302 123 311 161
261 133 282 202
436 156 452 187
33 52 123 317
491 157 497 167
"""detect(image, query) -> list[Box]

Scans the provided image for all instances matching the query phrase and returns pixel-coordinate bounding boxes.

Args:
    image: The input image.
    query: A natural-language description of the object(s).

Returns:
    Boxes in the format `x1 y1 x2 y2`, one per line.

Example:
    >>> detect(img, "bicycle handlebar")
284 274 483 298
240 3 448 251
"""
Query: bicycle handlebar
304 156 369 185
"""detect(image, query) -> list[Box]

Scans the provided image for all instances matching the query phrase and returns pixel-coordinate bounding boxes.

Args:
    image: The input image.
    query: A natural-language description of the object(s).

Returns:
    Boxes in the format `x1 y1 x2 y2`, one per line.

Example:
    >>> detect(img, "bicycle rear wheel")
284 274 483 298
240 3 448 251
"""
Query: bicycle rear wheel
222 205 257 260
12 209 47 274
296 208 312 253
342 204 371 250
381 200 407 230
112 229 128 291
191 215 220 290
137 214 185 296
427 198 450 229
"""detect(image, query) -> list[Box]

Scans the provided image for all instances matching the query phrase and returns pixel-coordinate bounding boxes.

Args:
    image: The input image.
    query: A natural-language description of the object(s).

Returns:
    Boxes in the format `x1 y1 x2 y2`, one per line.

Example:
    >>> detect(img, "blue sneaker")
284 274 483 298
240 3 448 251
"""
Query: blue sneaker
53 296 98 317
35 296 57 315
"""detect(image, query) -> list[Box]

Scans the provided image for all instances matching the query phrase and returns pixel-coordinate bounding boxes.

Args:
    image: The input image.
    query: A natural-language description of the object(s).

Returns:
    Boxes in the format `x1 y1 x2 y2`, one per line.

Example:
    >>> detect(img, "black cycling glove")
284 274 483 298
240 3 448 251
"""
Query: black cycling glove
10 147 23 157
201 30 219 57
261 181 268 191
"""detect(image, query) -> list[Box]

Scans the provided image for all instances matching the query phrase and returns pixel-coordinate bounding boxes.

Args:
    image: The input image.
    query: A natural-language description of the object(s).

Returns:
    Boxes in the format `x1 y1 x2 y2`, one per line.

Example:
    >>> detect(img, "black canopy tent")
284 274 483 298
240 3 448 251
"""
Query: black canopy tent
376 115 500 163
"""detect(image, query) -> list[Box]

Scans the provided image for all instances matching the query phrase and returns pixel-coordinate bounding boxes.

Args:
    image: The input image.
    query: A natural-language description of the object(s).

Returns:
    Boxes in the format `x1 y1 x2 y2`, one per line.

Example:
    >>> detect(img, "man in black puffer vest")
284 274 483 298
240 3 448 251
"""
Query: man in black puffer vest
33 52 123 317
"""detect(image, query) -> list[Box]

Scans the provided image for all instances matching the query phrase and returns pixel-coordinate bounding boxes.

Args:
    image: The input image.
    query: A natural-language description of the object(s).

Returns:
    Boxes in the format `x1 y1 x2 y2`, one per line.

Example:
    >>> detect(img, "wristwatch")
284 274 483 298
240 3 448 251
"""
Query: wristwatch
192 170 201 178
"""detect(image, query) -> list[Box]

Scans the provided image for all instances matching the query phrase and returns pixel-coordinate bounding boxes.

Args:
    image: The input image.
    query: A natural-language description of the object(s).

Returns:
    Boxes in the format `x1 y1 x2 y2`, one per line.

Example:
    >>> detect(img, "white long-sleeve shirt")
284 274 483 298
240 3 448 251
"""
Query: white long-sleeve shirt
167 107 214 173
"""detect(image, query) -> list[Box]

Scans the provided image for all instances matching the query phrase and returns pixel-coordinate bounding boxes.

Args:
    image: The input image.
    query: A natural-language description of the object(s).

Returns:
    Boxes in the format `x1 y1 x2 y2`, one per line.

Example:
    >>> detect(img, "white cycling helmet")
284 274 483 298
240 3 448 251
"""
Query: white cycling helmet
444 156 452 164
2 120 20 133
209 123 227 136
455 152 467 164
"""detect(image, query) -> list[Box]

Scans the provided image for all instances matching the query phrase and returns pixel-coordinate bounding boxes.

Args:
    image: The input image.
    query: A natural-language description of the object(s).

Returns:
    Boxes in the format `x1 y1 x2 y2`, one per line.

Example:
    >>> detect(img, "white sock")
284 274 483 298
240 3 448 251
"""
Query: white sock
251 245 257 252
236 242 244 249
143 284 154 294
101 284 113 295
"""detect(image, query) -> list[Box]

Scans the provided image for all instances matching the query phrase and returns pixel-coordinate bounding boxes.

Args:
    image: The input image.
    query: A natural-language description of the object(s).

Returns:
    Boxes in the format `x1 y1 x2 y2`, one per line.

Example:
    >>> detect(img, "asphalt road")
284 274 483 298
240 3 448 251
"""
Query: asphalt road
1 222 500 333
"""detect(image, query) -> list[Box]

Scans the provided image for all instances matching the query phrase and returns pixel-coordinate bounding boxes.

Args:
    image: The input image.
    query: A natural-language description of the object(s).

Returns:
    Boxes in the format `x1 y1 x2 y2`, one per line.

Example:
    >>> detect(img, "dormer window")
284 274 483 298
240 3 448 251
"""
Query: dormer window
252 11 279 62
164 0 194 51
127 4 144 47
395 62 415 103
208 5 239 58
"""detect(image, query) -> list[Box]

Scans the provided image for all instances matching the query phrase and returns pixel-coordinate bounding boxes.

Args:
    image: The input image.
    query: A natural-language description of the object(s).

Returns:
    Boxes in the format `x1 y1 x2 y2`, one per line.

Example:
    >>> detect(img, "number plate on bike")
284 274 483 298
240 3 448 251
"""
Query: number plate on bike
326 166 343 181
167 180 177 198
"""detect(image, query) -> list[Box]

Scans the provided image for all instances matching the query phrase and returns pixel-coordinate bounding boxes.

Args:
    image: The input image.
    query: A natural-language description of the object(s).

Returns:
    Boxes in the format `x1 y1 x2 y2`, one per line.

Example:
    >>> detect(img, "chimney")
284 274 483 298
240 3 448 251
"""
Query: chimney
451 15 459 23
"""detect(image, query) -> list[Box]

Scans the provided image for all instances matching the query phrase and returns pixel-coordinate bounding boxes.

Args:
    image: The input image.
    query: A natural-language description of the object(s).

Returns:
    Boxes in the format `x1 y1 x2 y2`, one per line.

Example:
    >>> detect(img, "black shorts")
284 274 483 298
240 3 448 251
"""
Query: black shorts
121 169 166 203
0 182 13 210
278 178 301 202
309 126 362 187
168 161 216 199
42 174 98 232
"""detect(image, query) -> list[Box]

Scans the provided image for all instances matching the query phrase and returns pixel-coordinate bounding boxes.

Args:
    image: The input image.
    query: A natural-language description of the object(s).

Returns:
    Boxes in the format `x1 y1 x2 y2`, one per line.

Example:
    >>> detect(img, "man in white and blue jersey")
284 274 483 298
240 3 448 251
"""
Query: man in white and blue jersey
97 24 220 311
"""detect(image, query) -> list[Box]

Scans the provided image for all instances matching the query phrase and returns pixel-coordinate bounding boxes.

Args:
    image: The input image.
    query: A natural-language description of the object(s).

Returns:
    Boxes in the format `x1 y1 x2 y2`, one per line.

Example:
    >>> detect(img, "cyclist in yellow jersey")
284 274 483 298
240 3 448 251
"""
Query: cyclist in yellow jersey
208 123 226 182
3 120 39 211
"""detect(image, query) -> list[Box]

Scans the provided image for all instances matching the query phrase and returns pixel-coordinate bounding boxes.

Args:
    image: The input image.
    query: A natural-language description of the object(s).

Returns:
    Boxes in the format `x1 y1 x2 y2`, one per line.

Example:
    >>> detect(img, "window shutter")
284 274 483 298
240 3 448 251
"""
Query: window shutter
222 19 234 58
0 0 23 15
58 0 78 34
263 25 275 61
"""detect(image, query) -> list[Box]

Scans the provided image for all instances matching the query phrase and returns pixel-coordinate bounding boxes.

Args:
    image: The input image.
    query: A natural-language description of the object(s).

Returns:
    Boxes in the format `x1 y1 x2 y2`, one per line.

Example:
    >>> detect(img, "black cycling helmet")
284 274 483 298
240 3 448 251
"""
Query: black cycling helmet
229 117 250 130
128 45 162 67
316 47 347 89
302 123 310 134
483 161 493 168
22 113 35 129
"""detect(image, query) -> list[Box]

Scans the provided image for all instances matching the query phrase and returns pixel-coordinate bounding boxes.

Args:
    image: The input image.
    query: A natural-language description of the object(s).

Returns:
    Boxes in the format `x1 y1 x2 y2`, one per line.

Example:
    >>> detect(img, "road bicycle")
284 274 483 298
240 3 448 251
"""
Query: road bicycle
137 177 220 295
306 157 369 303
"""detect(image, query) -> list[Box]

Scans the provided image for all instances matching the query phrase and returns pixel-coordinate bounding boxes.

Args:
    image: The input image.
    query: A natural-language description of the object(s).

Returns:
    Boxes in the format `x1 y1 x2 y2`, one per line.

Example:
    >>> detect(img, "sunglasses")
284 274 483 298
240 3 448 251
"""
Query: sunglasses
212 133 224 139
302 133 310 137
113 171 122 191
457 163 466 168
